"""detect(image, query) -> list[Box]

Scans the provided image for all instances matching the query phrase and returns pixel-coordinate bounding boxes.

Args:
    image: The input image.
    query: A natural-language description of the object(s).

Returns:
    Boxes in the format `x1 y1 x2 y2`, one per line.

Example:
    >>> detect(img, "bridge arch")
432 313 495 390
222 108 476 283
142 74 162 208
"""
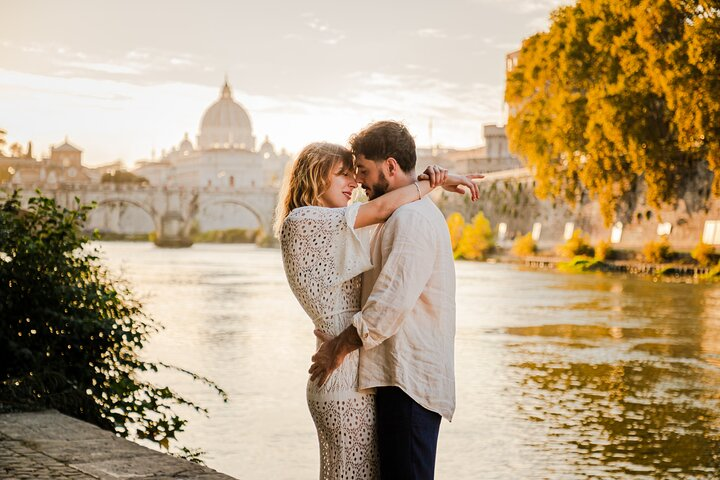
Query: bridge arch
196 198 266 234
87 198 159 233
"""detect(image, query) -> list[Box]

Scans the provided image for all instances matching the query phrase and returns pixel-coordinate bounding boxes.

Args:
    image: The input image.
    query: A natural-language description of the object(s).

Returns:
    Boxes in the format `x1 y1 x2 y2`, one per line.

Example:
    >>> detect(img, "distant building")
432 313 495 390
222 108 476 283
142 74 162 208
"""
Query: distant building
133 79 290 189
506 49 520 73
418 124 522 174
10 139 93 186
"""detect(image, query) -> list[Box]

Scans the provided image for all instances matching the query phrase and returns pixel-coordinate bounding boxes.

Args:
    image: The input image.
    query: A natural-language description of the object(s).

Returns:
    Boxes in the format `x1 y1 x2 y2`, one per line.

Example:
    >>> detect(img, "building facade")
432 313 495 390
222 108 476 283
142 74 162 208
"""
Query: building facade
133 79 290 189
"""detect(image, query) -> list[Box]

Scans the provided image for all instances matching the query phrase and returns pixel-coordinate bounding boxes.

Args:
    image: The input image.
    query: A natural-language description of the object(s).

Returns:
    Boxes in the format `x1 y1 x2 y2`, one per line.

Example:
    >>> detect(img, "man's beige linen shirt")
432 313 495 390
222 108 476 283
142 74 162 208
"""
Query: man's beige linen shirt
351 196 456 421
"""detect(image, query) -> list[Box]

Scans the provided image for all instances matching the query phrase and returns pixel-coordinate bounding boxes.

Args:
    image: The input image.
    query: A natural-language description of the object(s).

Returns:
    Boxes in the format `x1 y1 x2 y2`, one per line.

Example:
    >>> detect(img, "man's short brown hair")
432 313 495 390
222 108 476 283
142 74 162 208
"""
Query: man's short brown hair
349 121 416 173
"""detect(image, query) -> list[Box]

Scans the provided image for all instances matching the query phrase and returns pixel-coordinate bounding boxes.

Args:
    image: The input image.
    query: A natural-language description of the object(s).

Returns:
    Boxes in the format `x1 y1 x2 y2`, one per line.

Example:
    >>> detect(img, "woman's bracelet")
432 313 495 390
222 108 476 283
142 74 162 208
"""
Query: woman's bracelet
413 181 421 200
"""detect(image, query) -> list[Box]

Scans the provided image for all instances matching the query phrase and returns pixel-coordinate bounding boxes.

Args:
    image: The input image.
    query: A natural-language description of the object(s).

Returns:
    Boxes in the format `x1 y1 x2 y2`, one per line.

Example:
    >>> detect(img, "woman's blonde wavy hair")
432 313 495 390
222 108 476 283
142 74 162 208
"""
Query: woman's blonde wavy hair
273 142 354 237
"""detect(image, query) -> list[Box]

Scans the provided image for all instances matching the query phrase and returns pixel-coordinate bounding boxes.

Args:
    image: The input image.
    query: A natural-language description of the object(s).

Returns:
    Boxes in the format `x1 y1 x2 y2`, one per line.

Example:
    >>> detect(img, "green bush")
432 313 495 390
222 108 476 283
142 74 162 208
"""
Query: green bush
557 229 594 258
691 241 716 267
558 256 607 273
0 190 226 461
642 237 673 263
511 232 537 257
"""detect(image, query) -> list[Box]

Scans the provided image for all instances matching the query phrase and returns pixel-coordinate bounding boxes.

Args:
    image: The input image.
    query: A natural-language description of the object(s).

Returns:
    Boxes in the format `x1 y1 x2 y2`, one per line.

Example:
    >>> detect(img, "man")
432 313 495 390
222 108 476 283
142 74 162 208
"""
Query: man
309 121 458 479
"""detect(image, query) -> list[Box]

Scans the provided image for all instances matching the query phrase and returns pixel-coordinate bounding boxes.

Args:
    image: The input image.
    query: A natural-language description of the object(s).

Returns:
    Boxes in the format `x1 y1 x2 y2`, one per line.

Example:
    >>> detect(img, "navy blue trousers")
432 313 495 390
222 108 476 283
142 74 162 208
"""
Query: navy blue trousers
376 386 442 480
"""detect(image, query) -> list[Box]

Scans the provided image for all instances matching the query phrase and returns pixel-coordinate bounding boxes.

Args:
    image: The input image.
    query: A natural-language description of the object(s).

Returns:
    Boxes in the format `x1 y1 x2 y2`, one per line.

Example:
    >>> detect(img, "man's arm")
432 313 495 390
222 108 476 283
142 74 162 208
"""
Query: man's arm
309 209 436 386
309 327 363 386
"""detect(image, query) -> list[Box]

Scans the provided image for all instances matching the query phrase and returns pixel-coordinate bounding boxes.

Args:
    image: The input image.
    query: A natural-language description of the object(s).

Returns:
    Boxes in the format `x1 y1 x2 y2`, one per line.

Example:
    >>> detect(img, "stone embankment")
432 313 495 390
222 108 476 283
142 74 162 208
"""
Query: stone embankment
0 410 236 479
507 255 714 278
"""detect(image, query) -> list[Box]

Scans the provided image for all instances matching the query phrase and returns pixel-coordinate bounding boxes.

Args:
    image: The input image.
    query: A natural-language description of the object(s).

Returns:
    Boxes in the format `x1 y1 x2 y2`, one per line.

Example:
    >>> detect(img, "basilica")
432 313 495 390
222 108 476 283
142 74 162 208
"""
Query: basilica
133 79 290 189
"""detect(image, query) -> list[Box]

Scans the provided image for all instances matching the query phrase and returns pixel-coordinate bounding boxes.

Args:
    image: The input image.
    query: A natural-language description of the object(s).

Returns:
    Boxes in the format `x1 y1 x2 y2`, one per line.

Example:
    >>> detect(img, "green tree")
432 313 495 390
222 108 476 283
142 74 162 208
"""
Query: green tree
454 212 494 260
0 190 227 461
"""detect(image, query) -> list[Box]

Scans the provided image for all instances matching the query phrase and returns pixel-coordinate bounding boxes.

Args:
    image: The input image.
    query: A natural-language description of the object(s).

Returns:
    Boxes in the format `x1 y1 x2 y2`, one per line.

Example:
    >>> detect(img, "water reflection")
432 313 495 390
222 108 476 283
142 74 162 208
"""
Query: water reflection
506 276 720 477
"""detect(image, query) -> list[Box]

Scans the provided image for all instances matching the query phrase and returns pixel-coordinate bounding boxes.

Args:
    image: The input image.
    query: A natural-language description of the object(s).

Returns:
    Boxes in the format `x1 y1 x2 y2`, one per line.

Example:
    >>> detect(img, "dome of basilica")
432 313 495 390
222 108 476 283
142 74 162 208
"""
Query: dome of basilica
198 80 255 151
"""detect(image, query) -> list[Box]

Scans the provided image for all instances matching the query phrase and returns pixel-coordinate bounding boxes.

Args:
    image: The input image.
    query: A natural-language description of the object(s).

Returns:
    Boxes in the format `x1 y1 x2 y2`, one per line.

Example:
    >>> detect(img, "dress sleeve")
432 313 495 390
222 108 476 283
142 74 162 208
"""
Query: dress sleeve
281 204 374 288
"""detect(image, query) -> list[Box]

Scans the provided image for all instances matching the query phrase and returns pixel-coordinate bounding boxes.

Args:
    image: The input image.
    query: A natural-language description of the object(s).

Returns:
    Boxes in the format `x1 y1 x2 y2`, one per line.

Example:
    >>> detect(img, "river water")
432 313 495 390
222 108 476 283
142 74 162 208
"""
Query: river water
97 242 720 479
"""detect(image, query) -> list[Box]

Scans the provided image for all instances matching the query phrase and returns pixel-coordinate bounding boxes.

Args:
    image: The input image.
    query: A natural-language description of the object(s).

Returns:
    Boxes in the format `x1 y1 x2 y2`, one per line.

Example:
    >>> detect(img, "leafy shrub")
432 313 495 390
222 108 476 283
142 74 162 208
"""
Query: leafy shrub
446 212 465 252
557 229 594 258
691 241 716 267
558 256 607 273
642 237 673 263
594 240 613 261
511 232 537 257
701 263 720 281
0 190 226 460
454 212 494 260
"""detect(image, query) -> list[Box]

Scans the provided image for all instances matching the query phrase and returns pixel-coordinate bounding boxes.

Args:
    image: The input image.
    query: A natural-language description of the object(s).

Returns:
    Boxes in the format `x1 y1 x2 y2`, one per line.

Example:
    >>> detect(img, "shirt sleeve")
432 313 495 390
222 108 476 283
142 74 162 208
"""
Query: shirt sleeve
351 209 436 349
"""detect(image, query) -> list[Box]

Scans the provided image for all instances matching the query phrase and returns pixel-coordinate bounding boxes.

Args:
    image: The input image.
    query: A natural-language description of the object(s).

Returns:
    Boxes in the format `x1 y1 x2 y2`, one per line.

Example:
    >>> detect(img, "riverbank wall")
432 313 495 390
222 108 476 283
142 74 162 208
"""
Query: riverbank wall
436 168 720 252
0 410 236 479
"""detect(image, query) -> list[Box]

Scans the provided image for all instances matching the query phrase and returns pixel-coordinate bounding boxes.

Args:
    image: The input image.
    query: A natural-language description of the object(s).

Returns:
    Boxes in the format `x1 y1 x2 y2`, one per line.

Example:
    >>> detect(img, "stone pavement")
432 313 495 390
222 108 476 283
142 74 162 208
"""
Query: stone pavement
0 410 236 479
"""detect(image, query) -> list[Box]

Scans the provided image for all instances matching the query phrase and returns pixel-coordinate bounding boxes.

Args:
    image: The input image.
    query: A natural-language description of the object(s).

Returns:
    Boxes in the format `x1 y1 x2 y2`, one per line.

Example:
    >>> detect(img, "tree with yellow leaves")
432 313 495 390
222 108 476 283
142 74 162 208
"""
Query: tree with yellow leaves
446 212 465 253
505 0 719 224
454 212 494 260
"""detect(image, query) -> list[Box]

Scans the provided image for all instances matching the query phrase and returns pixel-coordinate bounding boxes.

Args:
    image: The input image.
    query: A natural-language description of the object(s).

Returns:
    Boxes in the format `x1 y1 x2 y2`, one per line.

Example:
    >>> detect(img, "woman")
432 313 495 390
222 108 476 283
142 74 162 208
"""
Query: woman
275 142 478 480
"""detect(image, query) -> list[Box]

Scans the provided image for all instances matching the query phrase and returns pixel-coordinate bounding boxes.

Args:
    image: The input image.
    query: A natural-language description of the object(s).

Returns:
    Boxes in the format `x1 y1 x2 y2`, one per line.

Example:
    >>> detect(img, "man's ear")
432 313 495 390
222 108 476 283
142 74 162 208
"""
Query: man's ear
386 157 400 177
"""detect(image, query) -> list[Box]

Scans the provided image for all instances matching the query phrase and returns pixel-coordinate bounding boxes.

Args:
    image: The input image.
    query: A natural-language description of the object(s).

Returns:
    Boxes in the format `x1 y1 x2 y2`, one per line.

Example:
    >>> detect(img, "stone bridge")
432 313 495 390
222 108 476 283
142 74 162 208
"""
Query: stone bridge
6 184 278 247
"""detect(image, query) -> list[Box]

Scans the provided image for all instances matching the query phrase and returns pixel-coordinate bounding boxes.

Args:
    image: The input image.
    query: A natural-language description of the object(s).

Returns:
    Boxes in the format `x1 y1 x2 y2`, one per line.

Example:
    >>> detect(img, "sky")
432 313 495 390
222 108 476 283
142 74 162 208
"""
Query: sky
0 0 570 168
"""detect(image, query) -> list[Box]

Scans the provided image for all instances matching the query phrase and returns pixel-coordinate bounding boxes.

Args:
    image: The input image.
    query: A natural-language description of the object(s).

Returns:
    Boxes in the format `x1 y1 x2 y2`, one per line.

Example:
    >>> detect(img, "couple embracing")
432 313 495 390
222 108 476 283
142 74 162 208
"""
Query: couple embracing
275 121 481 479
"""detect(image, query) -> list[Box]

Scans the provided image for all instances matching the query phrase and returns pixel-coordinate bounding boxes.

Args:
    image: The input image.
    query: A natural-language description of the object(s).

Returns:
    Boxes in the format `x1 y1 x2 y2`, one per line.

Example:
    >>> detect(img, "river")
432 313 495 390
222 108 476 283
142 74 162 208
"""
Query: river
97 242 720 479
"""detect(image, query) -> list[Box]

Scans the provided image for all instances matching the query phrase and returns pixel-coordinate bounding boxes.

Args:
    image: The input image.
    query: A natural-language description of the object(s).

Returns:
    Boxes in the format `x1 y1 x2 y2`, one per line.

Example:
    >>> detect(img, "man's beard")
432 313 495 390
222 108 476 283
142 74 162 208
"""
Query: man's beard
366 172 389 200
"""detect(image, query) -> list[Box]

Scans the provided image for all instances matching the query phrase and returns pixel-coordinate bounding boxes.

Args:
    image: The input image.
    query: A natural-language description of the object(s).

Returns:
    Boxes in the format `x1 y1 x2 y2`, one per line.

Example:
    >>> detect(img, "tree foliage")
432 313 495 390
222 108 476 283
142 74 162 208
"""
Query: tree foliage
558 229 595 258
446 212 466 252
642 236 674 263
454 212 494 260
511 232 538 257
505 0 720 223
0 190 227 461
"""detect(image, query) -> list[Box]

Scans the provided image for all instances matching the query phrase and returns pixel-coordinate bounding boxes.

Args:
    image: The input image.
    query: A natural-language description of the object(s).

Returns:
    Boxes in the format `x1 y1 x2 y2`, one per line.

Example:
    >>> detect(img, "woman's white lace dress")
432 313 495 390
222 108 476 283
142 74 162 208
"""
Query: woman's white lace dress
280 204 379 480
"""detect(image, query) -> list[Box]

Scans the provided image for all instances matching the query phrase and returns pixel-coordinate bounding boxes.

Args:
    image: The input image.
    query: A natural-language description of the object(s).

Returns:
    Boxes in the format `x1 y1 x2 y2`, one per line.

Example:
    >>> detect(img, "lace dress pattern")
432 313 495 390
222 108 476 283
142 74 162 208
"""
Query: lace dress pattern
281 204 378 480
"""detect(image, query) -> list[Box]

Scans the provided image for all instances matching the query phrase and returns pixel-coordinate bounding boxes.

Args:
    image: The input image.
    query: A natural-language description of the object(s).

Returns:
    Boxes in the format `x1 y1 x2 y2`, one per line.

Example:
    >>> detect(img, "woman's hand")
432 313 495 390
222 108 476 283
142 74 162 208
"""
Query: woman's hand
418 169 484 201
419 164 448 188
441 173 484 201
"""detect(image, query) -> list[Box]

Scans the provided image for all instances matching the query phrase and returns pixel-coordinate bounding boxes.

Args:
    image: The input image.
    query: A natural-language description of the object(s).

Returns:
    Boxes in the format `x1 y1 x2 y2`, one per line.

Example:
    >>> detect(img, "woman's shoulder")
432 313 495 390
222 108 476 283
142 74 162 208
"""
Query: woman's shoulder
285 205 347 222
282 206 348 233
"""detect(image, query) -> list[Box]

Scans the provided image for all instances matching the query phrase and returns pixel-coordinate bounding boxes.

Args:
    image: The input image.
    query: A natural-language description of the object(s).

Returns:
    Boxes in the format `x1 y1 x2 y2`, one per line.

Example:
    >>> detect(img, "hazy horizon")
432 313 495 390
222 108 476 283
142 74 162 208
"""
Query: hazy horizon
1 0 570 168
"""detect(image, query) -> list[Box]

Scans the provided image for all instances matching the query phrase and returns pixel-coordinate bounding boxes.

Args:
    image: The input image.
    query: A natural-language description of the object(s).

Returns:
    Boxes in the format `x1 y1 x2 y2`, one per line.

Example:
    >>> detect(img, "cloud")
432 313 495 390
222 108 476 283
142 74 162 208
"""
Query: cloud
60 61 144 76
8 42 207 84
303 14 346 46
469 0 570 14
526 15 553 32
416 28 448 39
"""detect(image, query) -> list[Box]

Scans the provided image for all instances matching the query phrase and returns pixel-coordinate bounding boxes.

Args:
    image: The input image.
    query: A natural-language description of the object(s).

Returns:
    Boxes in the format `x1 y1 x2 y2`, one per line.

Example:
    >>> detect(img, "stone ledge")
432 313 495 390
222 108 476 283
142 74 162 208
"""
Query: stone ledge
0 410 236 479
